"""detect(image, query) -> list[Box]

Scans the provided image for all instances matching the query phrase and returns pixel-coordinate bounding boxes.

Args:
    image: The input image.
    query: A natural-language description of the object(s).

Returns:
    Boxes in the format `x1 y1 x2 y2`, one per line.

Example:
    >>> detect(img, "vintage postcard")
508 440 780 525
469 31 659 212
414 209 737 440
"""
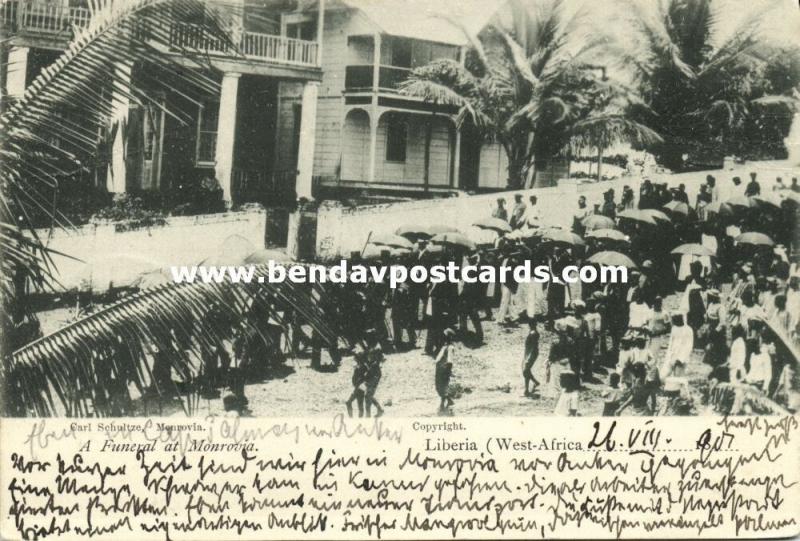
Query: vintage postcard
1 0 799 539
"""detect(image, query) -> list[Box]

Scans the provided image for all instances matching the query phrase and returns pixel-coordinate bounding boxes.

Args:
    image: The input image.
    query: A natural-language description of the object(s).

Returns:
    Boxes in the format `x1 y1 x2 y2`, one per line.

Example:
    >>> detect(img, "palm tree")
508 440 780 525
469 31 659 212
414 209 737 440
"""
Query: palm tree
1 0 337 416
400 0 659 188
622 0 799 169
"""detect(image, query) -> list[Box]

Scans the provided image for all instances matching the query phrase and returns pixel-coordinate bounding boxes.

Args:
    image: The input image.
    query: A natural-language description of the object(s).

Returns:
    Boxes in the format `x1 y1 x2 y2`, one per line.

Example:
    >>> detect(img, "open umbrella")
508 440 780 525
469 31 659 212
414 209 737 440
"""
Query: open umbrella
472 217 511 234
586 229 629 242
752 194 782 209
244 248 296 265
671 243 715 257
617 209 658 225
430 232 477 251
705 200 734 216
581 214 615 231
641 209 671 222
784 191 800 204
396 224 458 240
362 245 410 260
505 229 536 241
663 201 690 215
540 228 585 246
369 233 415 250
727 195 756 208
588 250 637 269
735 232 774 247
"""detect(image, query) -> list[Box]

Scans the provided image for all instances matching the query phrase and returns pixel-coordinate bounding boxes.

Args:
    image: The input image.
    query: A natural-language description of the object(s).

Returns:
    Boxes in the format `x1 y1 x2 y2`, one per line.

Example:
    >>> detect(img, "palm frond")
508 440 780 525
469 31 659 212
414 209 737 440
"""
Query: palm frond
5 270 339 417
568 114 663 151
1 0 239 301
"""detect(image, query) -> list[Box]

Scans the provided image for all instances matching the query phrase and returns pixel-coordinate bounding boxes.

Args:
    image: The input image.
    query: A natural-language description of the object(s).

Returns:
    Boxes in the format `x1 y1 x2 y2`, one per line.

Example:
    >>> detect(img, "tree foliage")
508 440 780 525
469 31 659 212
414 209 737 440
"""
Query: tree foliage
0 0 338 416
401 0 659 188
623 0 800 169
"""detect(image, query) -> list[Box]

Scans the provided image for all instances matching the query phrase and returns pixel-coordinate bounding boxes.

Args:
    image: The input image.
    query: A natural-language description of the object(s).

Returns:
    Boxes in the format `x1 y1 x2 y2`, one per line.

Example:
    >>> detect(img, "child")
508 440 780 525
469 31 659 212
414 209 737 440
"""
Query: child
554 370 580 416
435 329 456 413
364 338 385 418
523 317 540 396
602 373 625 416
346 347 367 418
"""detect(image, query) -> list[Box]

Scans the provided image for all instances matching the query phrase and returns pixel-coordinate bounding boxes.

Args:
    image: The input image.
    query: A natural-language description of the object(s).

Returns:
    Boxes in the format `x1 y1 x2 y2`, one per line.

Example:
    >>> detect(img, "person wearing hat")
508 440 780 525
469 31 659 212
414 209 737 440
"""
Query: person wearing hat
601 189 616 219
572 195 590 235
639 178 654 209
435 328 457 413
568 300 593 382
745 171 761 197
492 197 508 222
663 312 693 382
770 293 792 336
616 332 637 384
706 175 720 203
744 334 772 393
509 193 527 229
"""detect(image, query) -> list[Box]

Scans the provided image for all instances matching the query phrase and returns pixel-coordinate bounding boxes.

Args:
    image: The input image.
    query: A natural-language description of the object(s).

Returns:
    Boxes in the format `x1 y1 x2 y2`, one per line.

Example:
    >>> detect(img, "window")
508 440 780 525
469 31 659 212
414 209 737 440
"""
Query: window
196 99 219 165
391 38 412 68
385 116 407 162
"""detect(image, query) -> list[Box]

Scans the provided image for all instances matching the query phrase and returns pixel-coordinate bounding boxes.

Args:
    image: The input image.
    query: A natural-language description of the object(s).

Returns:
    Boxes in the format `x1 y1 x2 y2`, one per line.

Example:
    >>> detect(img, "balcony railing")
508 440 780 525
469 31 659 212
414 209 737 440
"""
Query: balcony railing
1 1 90 34
2 1 319 68
345 65 412 92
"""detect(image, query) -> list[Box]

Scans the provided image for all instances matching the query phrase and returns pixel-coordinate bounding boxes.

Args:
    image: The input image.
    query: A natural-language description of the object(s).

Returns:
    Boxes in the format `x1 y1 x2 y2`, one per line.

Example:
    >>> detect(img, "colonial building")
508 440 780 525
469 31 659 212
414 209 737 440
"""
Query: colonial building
1 0 325 206
275 0 518 198
1 0 566 207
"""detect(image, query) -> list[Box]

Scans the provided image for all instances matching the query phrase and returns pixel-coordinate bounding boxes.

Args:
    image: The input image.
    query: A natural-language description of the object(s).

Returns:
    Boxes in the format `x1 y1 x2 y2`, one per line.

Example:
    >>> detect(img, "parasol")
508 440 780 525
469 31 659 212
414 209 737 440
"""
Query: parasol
430 232 477 251
472 217 511 234
671 243 715 257
735 232 774 247
581 214 615 231
369 233 415 250
588 250 638 269
586 229 629 242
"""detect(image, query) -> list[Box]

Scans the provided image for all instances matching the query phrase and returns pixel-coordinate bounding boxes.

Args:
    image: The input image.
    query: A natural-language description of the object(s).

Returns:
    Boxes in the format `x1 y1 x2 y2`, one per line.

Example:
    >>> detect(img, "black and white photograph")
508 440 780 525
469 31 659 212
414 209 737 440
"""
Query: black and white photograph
2 0 800 421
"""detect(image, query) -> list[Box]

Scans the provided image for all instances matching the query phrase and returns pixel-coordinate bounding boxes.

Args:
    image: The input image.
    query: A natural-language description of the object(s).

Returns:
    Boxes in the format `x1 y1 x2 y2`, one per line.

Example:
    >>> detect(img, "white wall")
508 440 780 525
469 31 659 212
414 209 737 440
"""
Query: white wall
39 210 267 291
314 171 721 260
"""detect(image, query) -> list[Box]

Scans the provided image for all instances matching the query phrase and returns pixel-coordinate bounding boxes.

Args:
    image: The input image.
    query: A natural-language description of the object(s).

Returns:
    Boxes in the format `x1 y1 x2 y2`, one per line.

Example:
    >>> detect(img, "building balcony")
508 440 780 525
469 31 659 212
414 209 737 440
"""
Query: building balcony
1 1 320 68
344 64 412 92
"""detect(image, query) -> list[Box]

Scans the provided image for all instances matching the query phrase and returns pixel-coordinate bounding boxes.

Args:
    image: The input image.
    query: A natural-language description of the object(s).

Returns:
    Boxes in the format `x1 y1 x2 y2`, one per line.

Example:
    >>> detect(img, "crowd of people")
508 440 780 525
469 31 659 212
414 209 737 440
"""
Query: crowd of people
335 171 799 417
191 171 799 418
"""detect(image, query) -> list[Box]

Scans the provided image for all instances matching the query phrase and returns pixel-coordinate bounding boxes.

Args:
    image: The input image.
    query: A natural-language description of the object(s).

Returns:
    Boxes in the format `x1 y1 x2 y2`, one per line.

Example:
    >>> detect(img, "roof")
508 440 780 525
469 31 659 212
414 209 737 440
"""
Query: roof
328 0 506 46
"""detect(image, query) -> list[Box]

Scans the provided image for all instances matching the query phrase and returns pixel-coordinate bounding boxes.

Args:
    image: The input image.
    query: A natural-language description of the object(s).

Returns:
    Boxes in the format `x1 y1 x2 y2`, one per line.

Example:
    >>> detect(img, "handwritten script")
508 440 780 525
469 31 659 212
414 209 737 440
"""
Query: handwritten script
2 415 798 540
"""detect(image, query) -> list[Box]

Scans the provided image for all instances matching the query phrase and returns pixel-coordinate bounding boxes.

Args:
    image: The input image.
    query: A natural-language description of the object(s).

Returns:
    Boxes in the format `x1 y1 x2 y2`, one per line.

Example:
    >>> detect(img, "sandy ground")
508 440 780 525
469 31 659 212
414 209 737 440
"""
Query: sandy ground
37 293 711 419
196 295 709 418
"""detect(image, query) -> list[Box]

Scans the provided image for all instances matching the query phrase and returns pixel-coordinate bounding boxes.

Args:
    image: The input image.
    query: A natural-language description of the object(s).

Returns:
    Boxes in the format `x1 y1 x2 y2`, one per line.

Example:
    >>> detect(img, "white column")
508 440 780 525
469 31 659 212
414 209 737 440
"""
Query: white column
107 63 132 194
367 33 381 183
215 72 241 206
5 46 28 98
315 0 326 67
295 80 319 200
367 111 379 184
